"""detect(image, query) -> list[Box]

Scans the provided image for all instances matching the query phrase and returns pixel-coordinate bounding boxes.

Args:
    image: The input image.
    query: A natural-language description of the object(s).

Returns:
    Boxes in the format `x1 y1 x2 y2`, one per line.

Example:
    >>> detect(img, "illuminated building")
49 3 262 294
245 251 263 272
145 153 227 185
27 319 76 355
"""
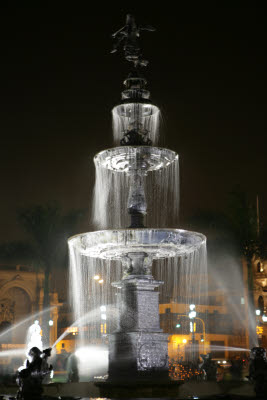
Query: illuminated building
0 264 60 348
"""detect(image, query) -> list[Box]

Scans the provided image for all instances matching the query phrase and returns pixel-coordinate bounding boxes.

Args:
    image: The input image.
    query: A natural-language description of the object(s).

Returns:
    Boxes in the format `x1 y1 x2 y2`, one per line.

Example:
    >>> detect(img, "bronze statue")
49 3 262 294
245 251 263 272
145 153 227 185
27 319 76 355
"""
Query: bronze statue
16 347 53 400
111 14 155 67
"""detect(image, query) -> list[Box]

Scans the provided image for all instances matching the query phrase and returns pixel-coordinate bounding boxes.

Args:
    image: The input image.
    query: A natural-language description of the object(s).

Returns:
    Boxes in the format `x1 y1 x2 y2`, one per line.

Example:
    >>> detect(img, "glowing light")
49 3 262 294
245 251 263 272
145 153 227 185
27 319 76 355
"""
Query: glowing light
75 345 108 373
99 279 104 284
176 323 181 328
256 326 263 335
101 313 106 320
94 275 100 280
189 304 195 311
48 320 53 326
182 339 187 344
223 360 227 364
256 309 261 316
189 311 196 319
262 315 267 322
101 323 107 334
67 326 78 334
100 305 106 312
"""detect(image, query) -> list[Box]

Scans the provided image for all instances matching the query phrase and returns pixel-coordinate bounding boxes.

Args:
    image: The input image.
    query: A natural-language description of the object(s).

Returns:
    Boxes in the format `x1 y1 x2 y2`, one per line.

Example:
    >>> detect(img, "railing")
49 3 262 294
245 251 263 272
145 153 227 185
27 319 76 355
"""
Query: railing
0 264 34 272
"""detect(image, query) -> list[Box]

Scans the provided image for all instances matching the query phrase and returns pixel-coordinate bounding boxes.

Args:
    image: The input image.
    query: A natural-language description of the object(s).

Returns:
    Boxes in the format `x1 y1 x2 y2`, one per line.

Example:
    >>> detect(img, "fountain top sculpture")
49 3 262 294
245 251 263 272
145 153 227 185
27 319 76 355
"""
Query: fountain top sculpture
111 14 155 68
111 15 159 148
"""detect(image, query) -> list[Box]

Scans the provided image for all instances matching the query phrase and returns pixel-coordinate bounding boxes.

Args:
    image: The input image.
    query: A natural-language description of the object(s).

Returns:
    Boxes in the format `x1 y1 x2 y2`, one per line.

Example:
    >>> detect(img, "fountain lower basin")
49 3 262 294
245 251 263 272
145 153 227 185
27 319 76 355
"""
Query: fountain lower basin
68 228 206 260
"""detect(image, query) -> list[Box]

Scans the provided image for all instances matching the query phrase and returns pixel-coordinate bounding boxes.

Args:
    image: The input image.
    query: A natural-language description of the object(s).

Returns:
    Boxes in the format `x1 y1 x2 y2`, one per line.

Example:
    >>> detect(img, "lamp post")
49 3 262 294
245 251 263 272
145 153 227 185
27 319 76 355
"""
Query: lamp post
189 304 197 360
176 307 207 360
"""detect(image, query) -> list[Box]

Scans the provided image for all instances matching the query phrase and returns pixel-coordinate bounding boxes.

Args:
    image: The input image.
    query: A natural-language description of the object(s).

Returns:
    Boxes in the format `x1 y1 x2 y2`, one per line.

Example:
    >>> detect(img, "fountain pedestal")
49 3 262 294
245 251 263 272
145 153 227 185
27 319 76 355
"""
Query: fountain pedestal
108 253 169 381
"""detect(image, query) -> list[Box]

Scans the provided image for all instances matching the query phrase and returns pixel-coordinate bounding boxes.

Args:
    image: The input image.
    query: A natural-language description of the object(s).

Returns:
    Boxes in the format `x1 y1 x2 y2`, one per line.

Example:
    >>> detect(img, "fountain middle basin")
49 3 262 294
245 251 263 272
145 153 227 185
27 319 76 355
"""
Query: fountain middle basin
68 228 205 260
94 146 178 173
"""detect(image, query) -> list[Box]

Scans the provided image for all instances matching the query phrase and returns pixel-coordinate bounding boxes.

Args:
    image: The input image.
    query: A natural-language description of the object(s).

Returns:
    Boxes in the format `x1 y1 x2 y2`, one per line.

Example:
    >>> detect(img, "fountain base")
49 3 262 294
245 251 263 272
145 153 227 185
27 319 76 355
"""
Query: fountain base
95 379 183 398
109 331 169 382
108 254 169 382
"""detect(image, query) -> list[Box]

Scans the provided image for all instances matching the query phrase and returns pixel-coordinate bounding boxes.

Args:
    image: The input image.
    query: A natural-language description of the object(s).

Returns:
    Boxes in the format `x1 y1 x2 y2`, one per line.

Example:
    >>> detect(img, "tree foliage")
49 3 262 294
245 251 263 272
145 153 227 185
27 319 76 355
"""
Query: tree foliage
15 202 83 269
226 188 260 261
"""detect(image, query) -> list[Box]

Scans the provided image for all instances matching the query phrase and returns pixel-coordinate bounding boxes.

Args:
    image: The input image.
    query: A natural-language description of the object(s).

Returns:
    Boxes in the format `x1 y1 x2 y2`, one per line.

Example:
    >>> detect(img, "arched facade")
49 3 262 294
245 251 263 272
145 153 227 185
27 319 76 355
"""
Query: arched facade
0 264 60 346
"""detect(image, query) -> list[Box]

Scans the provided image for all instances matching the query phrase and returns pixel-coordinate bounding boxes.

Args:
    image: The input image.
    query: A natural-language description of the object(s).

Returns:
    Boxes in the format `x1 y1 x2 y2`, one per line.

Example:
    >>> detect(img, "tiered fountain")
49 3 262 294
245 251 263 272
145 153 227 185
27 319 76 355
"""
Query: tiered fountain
68 14 207 391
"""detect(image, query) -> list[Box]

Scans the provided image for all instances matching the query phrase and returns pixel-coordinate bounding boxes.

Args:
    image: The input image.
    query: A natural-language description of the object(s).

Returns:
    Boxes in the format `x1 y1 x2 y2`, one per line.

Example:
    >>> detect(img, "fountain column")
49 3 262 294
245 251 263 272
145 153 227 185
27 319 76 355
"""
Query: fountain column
108 253 169 381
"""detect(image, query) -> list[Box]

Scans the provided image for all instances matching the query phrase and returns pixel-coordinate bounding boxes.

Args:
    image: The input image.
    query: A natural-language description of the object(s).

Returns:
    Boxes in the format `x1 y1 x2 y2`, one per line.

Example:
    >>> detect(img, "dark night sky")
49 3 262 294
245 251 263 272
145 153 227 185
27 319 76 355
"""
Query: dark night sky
0 5 266 242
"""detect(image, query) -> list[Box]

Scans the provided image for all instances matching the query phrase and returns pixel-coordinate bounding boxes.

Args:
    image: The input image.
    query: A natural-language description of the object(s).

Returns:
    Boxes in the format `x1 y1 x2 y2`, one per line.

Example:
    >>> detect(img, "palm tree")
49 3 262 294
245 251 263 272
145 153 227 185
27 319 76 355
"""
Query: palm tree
189 188 264 348
0 202 83 345
226 189 263 347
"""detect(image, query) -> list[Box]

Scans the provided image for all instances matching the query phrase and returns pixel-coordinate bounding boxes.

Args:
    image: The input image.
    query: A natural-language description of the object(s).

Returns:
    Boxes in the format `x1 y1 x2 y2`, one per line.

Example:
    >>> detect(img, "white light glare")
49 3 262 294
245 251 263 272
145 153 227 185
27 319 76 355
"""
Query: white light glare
189 304 196 311
75 346 108 368
101 314 107 320
100 305 106 312
94 275 100 280
262 315 267 322
256 309 261 316
223 360 227 364
182 339 187 344
189 311 197 319
99 279 104 284
48 320 53 326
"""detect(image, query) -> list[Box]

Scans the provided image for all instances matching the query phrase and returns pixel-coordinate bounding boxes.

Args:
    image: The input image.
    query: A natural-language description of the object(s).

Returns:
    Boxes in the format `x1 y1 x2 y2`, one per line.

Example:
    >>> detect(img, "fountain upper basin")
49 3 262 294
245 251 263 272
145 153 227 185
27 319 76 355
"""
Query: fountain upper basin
94 146 178 173
68 229 206 260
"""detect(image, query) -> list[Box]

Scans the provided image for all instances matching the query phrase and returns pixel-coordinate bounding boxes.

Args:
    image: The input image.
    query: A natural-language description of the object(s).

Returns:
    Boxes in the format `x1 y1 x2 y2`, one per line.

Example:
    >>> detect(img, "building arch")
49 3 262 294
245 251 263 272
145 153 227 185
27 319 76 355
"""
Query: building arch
0 285 32 344
0 280 34 304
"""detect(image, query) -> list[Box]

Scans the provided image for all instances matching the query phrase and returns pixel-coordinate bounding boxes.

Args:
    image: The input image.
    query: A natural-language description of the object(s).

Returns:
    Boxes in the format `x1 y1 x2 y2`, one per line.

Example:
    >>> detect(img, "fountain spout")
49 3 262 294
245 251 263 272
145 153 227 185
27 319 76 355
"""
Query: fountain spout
119 73 154 146
127 172 147 228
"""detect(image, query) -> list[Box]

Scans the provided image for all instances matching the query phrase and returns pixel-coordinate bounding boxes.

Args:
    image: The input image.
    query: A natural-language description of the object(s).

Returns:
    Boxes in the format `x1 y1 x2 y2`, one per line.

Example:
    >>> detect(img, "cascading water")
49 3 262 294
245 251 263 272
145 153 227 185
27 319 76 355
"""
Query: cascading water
69 14 207 380
112 103 161 146
92 146 179 229
69 229 207 343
